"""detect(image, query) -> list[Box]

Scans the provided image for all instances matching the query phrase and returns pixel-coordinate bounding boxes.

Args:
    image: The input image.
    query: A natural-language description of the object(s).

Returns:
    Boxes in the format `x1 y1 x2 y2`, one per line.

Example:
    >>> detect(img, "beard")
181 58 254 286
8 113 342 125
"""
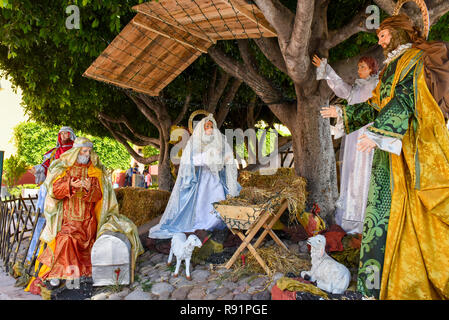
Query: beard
77 154 90 164
382 28 411 57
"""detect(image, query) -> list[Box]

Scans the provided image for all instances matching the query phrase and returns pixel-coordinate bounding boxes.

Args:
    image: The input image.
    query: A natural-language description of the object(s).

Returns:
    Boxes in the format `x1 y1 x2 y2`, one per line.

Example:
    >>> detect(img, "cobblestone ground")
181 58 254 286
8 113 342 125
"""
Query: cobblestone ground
0 264 42 300
90 240 311 301
0 239 315 300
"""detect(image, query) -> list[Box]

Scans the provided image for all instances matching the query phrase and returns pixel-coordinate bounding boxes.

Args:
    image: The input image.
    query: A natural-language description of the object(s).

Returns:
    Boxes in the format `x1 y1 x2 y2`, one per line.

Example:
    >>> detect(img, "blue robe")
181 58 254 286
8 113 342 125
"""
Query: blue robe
149 163 241 239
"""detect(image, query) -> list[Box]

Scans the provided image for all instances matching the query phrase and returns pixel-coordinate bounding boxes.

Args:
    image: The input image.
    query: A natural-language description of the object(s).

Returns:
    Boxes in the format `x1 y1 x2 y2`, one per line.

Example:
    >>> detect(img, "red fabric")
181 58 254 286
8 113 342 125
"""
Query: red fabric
347 234 362 249
38 162 102 280
320 225 346 252
116 172 126 187
29 278 44 295
271 277 313 300
41 132 74 176
271 284 297 300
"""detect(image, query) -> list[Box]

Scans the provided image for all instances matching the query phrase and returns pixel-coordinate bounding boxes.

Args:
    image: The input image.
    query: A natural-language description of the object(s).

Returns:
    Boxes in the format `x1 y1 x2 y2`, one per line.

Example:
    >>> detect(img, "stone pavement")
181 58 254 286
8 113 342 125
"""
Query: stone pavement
90 240 311 301
0 240 311 300
0 265 41 300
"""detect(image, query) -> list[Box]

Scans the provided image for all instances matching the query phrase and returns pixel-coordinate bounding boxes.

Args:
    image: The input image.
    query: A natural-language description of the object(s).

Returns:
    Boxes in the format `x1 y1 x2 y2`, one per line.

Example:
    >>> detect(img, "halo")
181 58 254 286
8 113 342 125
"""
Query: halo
393 0 430 39
188 109 211 134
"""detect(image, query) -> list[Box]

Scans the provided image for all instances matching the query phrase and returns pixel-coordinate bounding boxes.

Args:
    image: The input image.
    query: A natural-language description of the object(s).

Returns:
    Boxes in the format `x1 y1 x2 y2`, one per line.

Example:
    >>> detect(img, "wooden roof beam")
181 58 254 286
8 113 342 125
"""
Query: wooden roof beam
132 14 212 53
133 4 217 44
219 0 277 37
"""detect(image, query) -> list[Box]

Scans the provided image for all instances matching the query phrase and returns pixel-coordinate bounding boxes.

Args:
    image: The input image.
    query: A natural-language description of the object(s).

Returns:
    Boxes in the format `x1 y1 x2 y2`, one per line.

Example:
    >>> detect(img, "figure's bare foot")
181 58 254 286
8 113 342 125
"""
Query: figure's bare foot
173 274 178 278
186 276 191 281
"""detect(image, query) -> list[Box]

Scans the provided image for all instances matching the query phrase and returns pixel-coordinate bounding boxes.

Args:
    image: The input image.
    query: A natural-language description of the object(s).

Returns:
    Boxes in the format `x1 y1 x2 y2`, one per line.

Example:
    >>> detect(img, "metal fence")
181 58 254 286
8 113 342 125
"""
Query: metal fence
0 195 44 278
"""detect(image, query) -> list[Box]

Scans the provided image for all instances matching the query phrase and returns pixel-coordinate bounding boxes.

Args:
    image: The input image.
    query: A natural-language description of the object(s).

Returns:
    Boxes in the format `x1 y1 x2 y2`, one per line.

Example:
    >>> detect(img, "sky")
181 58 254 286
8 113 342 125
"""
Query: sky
0 76 28 160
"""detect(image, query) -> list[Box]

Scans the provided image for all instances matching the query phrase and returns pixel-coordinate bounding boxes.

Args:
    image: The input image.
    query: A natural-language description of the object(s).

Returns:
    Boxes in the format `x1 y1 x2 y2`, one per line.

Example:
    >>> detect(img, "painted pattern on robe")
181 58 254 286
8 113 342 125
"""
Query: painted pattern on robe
342 55 416 299
38 162 102 280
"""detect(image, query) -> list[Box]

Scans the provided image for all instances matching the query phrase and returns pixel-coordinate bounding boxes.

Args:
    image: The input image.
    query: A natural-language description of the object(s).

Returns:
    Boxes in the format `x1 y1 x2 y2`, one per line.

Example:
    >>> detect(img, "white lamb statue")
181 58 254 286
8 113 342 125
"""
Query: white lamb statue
300 234 351 294
167 233 202 280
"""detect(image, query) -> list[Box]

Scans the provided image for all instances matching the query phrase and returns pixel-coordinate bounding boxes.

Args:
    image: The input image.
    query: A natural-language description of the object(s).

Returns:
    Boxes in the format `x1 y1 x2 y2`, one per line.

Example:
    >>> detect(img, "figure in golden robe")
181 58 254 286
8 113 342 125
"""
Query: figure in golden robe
26 137 143 292
321 3 449 299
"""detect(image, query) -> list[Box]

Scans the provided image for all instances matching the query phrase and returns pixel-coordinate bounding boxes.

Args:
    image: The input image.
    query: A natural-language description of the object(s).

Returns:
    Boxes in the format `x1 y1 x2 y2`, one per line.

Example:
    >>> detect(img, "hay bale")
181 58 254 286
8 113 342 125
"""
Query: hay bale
114 187 170 227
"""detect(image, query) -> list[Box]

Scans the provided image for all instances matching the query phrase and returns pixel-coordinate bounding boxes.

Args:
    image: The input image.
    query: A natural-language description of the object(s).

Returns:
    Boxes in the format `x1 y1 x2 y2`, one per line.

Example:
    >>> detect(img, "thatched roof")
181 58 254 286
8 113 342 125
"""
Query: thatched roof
83 0 277 96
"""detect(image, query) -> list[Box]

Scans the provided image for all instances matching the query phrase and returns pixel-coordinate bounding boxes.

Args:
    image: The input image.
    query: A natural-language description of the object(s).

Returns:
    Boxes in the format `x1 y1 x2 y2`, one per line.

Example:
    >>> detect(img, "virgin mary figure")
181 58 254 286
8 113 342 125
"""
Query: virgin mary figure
149 114 241 239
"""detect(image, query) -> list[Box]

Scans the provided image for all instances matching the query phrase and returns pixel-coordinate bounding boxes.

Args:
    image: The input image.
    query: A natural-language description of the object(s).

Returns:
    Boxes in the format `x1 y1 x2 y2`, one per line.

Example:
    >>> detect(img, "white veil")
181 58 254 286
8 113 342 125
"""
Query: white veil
149 114 239 239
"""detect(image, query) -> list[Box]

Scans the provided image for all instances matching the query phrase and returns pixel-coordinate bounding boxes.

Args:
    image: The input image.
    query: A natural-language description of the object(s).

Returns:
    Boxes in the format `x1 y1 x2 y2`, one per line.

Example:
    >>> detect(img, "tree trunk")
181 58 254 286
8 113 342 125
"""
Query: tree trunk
290 92 338 223
157 148 173 191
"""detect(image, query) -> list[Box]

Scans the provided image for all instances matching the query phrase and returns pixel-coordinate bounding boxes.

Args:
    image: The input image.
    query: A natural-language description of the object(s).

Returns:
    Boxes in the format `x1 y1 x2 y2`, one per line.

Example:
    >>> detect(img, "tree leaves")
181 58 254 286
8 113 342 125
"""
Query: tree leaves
12 121 132 170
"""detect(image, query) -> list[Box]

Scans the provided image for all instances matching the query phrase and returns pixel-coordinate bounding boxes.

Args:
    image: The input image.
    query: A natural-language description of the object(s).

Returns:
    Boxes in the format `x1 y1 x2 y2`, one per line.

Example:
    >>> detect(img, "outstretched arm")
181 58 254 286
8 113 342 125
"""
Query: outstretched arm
320 102 378 136
357 69 415 155
314 55 352 100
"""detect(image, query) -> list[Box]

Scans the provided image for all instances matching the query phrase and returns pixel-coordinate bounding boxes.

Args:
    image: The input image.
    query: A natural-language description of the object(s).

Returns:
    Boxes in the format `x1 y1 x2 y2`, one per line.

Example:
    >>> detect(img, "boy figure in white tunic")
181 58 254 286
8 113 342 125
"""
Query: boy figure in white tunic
313 54 379 234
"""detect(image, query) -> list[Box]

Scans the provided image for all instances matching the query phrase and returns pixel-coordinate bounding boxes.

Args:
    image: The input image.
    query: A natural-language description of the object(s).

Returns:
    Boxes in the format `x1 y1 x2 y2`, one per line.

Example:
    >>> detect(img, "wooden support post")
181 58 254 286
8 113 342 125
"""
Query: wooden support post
5 208 24 272
224 200 290 275
1 207 14 262
12 208 33 267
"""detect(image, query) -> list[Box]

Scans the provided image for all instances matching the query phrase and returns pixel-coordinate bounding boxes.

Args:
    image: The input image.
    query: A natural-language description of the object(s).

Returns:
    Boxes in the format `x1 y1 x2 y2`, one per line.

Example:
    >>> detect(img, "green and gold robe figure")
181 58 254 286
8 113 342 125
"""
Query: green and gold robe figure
339 12 449 300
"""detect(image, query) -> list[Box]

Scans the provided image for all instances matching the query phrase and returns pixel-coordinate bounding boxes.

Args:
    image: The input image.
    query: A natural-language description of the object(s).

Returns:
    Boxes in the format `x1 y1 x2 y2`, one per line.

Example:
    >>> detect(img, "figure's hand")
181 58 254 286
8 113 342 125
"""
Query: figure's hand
320 105 338 118
82 178 91 191
29 167 36 176
357 134 377 153
70 177 82 189
312 54 322 68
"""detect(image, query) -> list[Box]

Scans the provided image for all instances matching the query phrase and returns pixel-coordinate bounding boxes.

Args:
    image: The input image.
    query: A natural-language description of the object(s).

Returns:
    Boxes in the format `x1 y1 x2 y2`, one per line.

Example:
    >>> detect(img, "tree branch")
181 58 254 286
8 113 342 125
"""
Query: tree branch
246 94 257 128
215 77 242 128
138 93 165 119
209 44 283 105
323 9 369 50
284 0 315 82
253 37 288 74
203 67 217 108
125 92 162 132
206 69 230 114
373 0 395 15
429 0 449 24
98 116 159 164
208 44 296 124
98 111 160 147
252 0 295 45
173 91 191 126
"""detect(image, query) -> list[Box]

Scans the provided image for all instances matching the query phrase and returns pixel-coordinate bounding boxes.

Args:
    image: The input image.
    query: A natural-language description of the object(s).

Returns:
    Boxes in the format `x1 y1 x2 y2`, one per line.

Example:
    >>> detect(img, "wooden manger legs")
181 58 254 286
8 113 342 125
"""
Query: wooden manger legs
224 200 290 275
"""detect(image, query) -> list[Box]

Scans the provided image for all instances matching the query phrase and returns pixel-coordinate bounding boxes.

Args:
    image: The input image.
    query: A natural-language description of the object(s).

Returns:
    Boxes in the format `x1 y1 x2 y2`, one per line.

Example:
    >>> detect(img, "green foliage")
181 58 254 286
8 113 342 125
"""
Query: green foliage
0 0 157 139
429 12 449 42
3 154 28 189
13 121 131 170
140 279 153 292
1 0 449 153
7 184 38 198
142 145 159 165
